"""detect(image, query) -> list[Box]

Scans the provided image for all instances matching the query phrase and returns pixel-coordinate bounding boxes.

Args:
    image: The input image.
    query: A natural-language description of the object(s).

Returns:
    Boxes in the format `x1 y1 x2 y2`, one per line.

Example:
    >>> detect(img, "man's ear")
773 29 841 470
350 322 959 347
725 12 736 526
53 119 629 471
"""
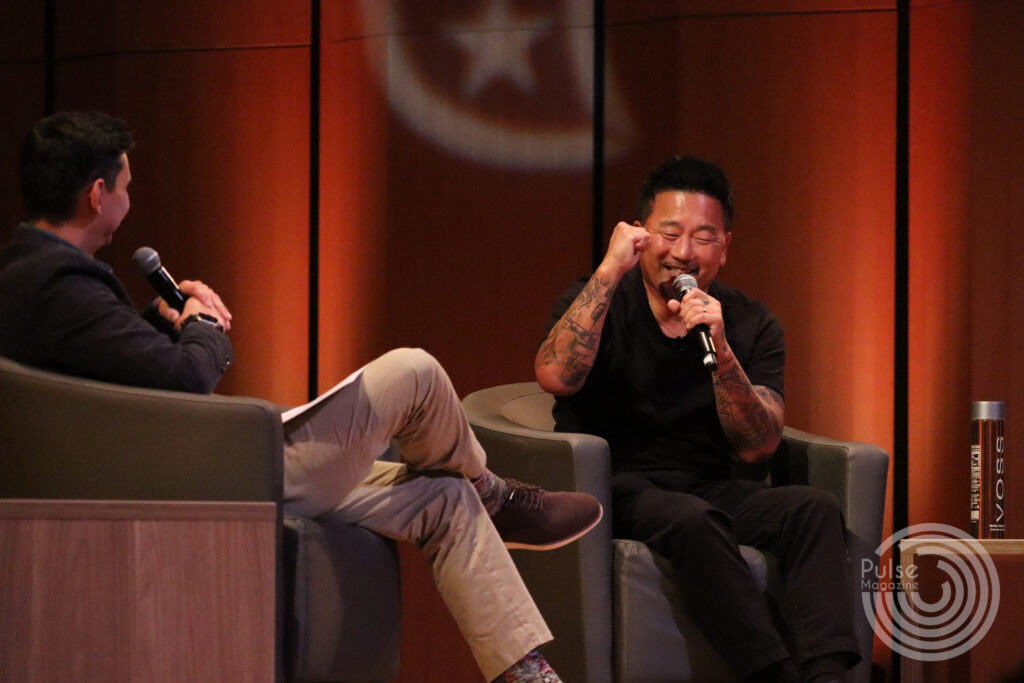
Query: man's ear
86 177 106 214
720 231 733 266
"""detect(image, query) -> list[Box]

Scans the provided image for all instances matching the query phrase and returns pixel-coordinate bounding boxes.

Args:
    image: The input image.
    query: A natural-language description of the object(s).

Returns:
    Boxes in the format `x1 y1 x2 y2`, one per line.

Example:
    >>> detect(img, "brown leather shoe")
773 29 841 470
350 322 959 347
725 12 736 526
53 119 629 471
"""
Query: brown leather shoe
490 479 603 551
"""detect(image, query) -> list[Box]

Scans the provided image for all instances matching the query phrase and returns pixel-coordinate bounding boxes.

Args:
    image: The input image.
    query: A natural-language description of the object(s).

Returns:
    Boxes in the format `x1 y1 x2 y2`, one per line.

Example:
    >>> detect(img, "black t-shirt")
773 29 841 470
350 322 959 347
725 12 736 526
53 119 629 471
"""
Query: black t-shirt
545 266 785 479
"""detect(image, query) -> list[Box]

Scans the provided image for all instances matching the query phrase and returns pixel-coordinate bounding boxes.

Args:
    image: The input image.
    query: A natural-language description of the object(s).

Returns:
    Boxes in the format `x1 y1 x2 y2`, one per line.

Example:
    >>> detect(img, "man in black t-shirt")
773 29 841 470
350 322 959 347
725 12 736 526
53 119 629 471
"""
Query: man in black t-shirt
536 157 857 683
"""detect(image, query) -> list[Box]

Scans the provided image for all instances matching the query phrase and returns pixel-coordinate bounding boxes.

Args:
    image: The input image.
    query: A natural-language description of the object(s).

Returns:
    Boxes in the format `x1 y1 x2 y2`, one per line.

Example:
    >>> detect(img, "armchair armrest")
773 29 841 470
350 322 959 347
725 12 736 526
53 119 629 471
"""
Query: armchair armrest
774 426 889 549
463 382 614 683
0 356 283 502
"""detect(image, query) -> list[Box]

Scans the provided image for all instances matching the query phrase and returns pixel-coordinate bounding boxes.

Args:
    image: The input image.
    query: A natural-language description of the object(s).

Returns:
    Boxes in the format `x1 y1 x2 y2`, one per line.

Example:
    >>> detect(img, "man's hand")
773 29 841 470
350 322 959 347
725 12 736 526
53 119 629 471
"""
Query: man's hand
667 286 725 349
157 279 232 332
599 222 650 278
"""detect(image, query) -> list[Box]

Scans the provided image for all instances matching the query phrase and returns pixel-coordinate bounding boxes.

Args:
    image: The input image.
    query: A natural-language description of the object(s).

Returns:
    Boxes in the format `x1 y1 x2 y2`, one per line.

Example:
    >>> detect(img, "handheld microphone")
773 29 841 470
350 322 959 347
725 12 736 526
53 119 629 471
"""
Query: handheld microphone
131 246 187 312
672 273 717 372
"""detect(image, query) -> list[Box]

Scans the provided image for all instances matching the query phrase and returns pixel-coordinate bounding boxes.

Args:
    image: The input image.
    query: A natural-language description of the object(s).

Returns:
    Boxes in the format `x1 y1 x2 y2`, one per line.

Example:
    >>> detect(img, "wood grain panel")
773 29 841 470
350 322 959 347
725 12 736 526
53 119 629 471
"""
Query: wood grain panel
0 500 277 683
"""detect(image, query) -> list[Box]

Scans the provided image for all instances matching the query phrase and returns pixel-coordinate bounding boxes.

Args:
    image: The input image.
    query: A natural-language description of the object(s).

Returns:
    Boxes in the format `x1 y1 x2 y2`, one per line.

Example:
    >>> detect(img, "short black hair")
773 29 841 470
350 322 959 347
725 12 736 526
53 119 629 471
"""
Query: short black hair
19 111 134 223
636 156 734 228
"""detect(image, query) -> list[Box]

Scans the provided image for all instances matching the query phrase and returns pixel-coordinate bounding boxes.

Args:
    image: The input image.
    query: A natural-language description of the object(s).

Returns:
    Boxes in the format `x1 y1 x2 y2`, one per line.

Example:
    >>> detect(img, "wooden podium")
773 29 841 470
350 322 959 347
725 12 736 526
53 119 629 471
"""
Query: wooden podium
0 499 278 683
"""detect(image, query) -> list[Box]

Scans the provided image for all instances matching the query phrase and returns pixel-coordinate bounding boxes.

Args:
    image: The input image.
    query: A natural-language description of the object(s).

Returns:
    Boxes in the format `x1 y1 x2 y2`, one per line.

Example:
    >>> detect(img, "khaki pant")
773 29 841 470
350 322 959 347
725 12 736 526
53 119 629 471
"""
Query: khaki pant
282 348 552 680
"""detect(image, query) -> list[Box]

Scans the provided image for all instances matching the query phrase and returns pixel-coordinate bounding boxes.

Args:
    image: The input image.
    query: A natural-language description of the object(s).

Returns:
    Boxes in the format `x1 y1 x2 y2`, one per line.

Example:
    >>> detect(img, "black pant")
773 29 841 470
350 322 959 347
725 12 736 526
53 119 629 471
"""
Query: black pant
612 470 859 680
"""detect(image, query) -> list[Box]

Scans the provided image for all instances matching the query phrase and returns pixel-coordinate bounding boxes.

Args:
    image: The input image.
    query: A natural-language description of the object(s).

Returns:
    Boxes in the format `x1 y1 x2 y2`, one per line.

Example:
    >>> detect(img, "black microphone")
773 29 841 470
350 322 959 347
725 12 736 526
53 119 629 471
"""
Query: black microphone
672 273 718 371
131 246 187 312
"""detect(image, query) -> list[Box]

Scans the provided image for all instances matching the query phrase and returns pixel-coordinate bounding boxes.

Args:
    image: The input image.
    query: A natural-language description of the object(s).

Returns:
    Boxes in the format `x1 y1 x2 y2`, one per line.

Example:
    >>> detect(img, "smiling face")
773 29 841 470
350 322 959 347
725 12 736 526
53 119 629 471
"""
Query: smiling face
637 190 731 301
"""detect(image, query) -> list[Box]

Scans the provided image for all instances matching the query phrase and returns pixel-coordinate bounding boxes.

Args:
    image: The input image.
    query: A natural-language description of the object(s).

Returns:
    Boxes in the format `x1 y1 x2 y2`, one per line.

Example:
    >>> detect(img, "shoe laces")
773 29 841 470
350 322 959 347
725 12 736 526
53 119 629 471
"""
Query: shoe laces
503 479 544 511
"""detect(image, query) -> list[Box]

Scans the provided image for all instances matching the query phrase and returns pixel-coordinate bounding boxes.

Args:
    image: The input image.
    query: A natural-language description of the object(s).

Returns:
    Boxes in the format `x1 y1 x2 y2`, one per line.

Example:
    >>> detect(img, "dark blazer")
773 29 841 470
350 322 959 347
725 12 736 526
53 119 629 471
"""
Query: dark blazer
0 223 232 393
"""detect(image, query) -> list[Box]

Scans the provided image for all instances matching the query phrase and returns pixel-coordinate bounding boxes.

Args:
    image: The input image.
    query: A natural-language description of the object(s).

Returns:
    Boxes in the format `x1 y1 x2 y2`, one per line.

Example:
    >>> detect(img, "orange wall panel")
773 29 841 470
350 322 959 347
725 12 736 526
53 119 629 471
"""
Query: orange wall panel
9 3 1022 678
40 0 314 405
319 2 594 396
0 65 45 233
53 47 311 405
965 1 1024 538
0 3 46 244
908 2 973 531
608 0 897 25
318 5 597 681
604 9 896 452
0 2 45 63
318 4 390 389
54 0 311 55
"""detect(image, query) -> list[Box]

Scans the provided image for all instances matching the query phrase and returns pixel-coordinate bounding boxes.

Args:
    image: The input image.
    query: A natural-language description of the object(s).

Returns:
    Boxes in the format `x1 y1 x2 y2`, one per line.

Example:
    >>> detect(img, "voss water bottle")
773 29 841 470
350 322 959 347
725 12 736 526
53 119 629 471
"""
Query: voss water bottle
971 401 1006 538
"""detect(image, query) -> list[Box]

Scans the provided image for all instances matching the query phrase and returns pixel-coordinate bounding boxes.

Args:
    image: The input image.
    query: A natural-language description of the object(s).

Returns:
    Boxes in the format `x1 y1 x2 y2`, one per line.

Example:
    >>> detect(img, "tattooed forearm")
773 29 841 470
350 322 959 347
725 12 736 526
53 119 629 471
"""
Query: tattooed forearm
565 275 611 322
713 361 785 462
536 275 615 394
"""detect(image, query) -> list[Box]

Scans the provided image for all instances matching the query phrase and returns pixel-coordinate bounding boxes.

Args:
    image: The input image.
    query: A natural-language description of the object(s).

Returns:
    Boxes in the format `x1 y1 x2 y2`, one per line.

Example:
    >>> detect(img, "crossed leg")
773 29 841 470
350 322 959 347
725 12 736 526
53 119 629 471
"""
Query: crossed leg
281 348 552 680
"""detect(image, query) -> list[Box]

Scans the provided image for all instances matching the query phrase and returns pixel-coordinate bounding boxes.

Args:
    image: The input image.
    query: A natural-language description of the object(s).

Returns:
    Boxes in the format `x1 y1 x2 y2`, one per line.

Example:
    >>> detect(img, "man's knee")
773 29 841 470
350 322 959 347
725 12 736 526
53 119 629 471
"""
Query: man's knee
377 346 442 377
629 490 730 546
778 485 844 527
796 486 841 513
366 347 447 403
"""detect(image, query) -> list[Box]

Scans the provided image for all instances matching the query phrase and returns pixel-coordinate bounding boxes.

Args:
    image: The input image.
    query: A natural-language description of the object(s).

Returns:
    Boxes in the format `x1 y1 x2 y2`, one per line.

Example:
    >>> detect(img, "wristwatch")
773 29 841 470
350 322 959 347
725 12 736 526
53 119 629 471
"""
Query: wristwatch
180 312 224 333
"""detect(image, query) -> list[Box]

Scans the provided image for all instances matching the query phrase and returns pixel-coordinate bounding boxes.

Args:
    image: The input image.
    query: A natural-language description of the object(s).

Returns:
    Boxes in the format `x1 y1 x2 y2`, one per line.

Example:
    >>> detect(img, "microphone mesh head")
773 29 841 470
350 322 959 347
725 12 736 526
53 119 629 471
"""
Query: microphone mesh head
672 273 697 298
131 246 161 276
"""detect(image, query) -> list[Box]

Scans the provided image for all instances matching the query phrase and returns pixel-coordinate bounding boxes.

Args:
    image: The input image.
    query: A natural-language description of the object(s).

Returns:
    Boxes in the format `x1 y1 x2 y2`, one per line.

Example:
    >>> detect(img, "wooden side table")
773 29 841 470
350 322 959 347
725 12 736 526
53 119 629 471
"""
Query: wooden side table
898 538 1024 683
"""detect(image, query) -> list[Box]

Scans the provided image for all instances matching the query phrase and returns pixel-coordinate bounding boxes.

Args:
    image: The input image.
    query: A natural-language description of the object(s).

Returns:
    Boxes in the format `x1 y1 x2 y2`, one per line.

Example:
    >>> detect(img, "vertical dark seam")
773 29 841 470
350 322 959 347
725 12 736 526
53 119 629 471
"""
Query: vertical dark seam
308 0 322 402
893 0 910 677
591 0 606 271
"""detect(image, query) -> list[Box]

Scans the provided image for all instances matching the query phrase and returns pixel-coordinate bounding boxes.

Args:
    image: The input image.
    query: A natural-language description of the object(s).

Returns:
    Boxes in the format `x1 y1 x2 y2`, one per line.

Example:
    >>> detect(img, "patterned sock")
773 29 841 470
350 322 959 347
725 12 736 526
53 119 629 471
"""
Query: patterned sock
496 650 562 683
471 469 510 516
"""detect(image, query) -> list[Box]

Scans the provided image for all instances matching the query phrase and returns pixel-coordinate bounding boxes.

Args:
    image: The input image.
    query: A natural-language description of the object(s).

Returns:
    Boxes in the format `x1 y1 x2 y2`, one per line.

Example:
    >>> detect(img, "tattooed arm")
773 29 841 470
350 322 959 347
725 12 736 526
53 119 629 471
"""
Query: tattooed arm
671 287 785 462
536 222 651 396
711 345 785 463
535 270 615 395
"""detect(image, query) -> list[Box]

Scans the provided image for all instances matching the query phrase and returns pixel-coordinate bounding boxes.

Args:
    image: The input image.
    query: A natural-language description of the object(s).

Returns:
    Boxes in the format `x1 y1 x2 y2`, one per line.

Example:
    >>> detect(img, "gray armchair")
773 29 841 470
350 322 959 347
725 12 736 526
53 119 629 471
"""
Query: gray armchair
0 356 400 683
463 382 888 683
